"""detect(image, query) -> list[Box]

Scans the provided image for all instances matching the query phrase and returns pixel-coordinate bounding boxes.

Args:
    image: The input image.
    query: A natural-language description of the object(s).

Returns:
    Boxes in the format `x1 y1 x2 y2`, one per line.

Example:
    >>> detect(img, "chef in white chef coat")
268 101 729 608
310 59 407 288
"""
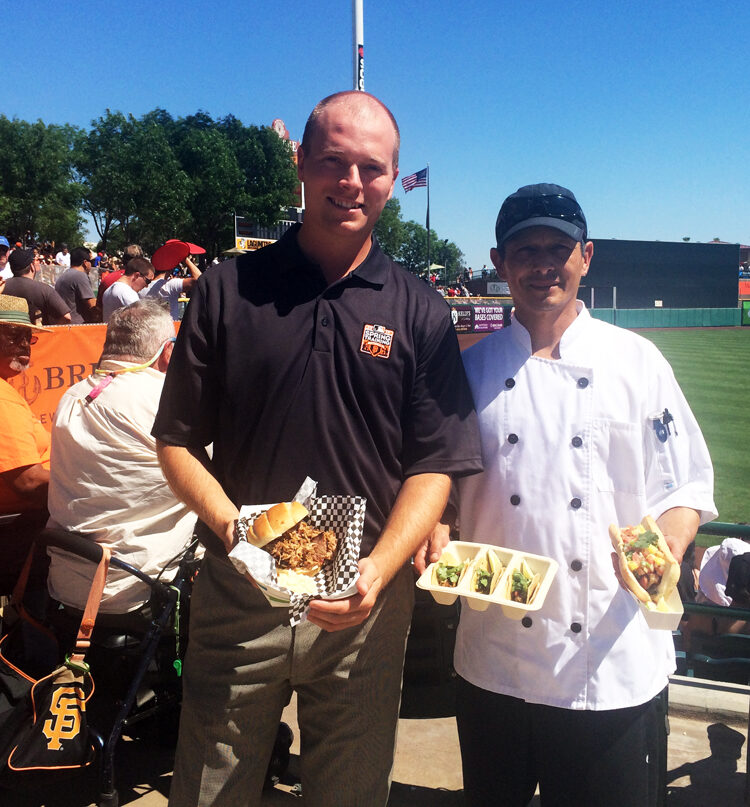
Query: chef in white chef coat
443 184 717 807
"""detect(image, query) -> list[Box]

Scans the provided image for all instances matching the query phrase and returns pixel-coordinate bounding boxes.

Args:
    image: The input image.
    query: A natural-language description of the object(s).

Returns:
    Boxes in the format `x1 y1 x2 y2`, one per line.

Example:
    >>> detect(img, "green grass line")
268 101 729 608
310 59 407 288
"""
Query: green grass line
637 328 749 527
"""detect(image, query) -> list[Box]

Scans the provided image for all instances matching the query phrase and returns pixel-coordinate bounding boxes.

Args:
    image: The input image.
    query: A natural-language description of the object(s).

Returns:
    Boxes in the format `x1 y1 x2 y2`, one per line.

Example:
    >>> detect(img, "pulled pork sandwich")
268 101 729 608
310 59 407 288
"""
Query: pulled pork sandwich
249 502 337 593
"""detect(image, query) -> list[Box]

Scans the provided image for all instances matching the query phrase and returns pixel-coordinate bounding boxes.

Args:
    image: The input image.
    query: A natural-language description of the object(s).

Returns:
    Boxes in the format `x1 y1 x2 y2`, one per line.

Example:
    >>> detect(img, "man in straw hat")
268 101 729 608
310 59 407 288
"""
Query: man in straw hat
0 295 53 594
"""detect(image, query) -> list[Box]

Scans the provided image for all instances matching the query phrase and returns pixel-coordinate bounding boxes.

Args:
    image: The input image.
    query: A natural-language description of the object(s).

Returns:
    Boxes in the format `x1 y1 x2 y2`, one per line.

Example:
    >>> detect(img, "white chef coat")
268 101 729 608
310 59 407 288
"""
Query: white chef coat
454 302 717 710
47 360 199 612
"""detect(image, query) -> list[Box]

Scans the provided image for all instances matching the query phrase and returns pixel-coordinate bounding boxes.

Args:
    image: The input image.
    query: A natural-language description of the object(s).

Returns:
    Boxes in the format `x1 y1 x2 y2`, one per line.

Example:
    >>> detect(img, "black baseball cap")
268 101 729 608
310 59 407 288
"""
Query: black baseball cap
495 183 587 248
8 248 35 273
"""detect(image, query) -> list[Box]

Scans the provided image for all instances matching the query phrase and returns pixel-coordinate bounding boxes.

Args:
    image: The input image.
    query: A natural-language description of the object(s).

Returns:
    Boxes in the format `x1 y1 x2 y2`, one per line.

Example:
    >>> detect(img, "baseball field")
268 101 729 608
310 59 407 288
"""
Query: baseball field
639 327 749 528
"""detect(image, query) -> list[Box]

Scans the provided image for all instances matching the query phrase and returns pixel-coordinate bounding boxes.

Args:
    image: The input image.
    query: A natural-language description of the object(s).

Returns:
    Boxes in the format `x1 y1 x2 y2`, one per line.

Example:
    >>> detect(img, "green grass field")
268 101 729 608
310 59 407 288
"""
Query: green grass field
637 328 749 528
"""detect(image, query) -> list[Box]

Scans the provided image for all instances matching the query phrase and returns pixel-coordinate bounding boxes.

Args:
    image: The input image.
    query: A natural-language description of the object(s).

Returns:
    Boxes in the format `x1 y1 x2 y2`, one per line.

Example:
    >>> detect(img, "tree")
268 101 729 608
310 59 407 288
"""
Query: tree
73 110 192 252
0 116 82 244
218 117 299 227
172 120 245 255
432 238 466 284
397 220 465 280
373 199 405 261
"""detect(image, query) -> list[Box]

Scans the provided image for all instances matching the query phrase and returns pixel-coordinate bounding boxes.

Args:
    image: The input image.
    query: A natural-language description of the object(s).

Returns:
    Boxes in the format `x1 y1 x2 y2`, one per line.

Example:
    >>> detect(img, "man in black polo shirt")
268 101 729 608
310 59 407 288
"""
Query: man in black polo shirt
154 90 482 807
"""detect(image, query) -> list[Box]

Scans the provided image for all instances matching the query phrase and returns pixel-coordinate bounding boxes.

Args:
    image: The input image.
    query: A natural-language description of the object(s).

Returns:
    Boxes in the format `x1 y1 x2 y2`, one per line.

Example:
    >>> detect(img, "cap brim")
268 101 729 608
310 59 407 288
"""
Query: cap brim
166 238 206 255
499 217 584 247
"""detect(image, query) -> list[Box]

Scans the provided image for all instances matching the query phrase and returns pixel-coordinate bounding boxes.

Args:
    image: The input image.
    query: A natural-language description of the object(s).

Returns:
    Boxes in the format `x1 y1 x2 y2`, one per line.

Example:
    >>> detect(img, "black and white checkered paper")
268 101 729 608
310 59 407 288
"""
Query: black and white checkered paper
228 478 366 626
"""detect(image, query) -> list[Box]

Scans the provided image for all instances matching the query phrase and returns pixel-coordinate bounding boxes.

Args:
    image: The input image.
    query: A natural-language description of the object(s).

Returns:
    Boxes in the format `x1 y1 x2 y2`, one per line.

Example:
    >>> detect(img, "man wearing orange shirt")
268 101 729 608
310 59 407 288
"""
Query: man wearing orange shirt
0 295 52 594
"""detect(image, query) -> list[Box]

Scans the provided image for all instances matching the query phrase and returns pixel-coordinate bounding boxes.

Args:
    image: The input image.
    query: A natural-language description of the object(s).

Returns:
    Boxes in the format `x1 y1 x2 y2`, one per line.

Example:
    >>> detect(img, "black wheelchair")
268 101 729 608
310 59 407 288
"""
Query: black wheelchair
1 525 293 807
47 527 199 807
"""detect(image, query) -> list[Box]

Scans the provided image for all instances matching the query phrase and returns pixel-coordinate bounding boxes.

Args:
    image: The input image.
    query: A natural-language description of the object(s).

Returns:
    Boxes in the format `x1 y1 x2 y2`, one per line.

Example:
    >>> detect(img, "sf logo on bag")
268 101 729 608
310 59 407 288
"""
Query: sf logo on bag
42 686 85 750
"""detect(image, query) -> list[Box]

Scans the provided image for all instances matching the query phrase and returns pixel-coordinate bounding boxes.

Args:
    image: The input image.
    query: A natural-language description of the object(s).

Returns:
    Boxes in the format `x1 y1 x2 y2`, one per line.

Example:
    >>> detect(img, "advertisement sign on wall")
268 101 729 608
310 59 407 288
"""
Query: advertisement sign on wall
448 302 507 334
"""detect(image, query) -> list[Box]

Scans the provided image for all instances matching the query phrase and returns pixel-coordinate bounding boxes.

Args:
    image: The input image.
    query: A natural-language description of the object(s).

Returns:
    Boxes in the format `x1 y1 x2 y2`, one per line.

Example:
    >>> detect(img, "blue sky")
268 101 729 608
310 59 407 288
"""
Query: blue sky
7 0 748 269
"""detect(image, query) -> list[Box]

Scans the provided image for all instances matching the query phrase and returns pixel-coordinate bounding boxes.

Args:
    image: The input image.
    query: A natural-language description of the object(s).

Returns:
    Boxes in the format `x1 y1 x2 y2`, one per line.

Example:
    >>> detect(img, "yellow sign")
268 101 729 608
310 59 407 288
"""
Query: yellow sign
235 237 275 251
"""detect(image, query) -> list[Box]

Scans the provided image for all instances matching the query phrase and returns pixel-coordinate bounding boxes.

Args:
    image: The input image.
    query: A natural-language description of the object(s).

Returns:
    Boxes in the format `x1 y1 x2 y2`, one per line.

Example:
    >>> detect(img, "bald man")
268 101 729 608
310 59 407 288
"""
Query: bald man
154 91 482 806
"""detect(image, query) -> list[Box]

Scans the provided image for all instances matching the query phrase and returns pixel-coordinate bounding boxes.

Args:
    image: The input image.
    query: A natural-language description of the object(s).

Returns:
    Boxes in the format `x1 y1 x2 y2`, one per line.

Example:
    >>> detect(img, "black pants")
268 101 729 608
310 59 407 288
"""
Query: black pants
456 677 667 807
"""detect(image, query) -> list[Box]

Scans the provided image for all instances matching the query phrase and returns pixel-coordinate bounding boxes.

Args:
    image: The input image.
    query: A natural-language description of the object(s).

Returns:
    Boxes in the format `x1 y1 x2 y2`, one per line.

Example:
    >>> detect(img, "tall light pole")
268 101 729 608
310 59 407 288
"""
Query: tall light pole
353 0 364 90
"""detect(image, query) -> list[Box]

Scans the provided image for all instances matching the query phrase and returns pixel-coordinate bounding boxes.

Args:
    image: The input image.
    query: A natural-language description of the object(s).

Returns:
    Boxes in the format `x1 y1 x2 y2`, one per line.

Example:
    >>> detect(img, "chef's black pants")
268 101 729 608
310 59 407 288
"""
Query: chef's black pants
457 676 667 807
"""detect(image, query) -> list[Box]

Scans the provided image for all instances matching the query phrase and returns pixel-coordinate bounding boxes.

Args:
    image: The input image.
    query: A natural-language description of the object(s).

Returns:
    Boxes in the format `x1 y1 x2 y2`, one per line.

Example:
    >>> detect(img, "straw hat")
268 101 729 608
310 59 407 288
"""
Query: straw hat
0 295 52 332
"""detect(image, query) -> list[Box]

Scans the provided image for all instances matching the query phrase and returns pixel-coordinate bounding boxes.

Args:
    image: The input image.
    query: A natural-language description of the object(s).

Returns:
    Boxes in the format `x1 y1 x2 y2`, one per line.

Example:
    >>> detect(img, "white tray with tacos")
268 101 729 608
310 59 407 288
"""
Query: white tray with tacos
416 541 558 619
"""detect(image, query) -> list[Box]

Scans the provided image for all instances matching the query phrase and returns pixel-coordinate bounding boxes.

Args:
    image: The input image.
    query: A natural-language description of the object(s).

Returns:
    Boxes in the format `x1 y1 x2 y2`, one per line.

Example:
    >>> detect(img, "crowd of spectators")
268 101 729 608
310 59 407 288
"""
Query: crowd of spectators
0 236 216 324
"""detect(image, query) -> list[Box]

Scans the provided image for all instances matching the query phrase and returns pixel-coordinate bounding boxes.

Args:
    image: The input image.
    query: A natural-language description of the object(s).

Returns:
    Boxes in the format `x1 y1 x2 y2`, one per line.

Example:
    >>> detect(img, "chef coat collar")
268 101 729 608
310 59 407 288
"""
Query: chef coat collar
508 299 592 360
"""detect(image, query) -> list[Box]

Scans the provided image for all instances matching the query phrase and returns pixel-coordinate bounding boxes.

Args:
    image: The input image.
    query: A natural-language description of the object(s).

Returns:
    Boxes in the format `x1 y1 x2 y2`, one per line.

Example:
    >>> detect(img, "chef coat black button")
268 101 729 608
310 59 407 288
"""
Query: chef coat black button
505 378 515 389
521 617 533 628
508 433 519 444
571 559 583 572
571 622 582 633
571 436 583 448
510 494 521 506
577 377 589 389
570 497 582 509
321 316 329 326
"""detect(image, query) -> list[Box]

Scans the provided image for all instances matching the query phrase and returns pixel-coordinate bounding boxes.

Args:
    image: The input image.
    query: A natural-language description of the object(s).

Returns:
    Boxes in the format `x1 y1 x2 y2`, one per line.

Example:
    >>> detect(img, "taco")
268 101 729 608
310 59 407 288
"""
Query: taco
432 548 468 588
609 515 680 608
507 559 542 605
471 548 504 595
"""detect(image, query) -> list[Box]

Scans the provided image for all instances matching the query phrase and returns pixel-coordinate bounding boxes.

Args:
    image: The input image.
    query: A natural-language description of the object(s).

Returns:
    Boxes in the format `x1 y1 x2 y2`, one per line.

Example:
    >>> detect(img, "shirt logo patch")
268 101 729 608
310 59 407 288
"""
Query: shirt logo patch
360 323 394 359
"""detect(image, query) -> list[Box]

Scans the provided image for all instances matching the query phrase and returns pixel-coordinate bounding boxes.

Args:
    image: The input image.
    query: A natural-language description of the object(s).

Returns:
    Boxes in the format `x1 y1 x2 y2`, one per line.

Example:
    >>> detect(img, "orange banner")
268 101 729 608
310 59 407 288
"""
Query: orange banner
6 325 107 430
740 280 750 296
6 322 179 431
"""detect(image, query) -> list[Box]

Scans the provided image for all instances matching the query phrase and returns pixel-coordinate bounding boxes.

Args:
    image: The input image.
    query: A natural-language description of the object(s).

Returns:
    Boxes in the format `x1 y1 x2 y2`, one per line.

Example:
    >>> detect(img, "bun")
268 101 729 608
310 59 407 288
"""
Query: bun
250 502 309 548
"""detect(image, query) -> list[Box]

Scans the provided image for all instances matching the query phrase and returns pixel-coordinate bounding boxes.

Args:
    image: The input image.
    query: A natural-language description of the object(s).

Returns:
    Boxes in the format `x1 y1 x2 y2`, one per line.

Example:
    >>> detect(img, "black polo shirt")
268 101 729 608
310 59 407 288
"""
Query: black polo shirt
153 225 482 557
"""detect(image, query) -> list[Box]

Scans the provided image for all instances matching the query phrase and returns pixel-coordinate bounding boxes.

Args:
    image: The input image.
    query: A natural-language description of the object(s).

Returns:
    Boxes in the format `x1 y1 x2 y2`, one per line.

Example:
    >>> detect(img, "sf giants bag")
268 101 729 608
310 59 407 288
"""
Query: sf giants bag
0 543 110 782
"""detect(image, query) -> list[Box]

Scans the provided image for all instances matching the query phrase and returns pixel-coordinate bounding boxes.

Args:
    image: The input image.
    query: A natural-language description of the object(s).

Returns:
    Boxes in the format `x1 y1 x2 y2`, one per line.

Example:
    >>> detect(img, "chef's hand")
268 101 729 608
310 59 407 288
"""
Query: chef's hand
306 556 383 632
662 533 687 565
610 532 684 594
413 522 451 574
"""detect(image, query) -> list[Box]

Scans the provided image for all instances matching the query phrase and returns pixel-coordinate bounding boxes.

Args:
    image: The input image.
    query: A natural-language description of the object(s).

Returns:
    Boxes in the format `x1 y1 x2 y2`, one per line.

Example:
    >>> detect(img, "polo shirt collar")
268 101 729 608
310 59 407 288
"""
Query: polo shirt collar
278 223 389 288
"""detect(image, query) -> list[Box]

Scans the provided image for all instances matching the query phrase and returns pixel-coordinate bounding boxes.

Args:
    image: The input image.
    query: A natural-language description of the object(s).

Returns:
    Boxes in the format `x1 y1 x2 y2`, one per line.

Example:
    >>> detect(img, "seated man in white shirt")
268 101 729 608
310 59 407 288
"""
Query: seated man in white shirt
47 299 199 627
101 257 154 321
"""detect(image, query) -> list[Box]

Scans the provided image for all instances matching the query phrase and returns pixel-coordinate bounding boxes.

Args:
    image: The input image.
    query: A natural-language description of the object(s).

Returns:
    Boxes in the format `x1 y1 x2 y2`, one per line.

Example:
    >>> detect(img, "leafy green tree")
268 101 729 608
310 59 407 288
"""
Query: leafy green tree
432 238 466 284
218 116 298 227
396 220 465 281
0 116 82 244
374 199 405 261
73 110 191 251
172 120 245 255
398 220 429 274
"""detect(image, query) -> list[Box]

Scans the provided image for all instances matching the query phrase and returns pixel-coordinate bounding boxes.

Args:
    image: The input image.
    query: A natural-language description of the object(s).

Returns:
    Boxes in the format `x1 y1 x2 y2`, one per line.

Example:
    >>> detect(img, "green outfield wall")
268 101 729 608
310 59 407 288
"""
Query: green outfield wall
589 308 742 328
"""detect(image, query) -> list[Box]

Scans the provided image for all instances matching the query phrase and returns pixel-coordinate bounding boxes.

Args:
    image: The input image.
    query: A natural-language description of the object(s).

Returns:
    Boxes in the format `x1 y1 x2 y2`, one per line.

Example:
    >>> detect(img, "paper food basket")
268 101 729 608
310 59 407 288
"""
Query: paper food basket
229 477 365 625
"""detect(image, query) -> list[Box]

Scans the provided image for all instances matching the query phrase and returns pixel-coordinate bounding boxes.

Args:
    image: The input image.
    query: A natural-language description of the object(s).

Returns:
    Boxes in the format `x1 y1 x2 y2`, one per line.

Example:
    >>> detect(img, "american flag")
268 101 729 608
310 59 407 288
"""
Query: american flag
401 167 428 192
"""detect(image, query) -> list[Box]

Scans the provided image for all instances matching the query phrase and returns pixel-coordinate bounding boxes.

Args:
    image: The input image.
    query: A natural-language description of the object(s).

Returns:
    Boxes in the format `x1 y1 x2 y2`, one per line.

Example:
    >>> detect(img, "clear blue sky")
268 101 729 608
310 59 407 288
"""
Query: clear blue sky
7 0 748 270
